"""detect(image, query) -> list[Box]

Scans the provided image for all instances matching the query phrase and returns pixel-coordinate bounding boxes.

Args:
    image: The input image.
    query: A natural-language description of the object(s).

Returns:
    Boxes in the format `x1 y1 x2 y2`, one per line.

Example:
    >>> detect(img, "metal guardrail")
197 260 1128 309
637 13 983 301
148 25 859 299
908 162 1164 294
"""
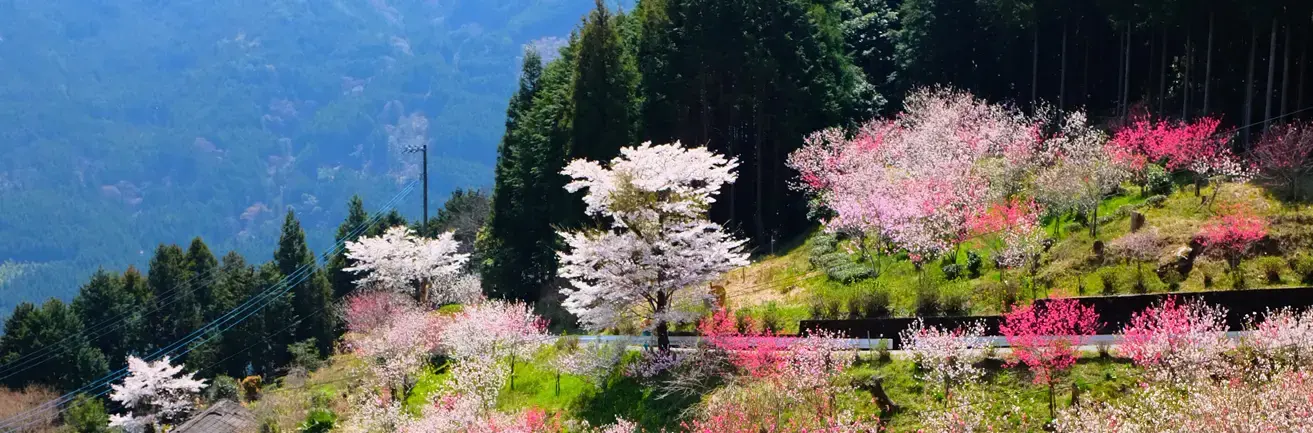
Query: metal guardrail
572 331 1251 351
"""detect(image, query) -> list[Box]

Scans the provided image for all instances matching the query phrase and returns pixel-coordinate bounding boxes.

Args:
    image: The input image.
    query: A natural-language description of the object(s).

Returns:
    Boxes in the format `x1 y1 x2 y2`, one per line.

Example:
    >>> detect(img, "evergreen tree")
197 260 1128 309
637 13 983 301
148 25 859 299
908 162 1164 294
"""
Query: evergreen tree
427 189 490 272
0 300 108 390
273 210 335 358
570 0 639 165
184 238 217 326
146 244 193 348
327 196 369 301
72 269 143 364
217 253 262 378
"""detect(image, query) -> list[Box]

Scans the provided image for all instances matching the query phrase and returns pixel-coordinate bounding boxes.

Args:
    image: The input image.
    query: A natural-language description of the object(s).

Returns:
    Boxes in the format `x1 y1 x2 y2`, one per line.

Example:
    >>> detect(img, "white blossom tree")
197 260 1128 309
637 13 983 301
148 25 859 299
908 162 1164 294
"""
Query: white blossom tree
557 142 750 350
900 319 991 404
107 356 208 433
344 226 478 306
1033 110 1127 239
438 300 550 398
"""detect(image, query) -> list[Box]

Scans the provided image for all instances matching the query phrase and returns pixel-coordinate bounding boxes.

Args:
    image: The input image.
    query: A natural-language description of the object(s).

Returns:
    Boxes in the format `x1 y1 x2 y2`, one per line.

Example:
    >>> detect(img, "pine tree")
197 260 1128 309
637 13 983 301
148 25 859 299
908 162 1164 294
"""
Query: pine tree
184 238 217 326
570 0 639 169
273 210 335 358
0 300 108 390
217 254 263 377
72 269 142 364
328 196 369 302
146 244 193 348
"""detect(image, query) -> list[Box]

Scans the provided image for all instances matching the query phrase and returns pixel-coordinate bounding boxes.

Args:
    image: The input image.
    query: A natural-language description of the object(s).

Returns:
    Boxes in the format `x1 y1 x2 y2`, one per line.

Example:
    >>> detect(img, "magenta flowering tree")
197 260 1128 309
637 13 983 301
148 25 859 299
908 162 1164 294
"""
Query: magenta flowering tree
1000 299 1100 419
1196 205 1268 283
967 198 1045 280
1107 115 1248 197
1118 298 1231 385
1252 122 1313 198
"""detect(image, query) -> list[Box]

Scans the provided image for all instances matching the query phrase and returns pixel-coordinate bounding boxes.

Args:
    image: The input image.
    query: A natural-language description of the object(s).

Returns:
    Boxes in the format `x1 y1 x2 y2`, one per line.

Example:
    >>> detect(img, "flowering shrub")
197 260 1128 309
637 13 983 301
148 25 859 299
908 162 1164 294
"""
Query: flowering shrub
1107 229 1163 288
1055 371 1313 432
1196 204 1268 277
900 319 990 401
343 290 420 334
1252 122 1313 197
968 198 1045 271
1117 298 1231 384
550 340 626 387
346 305 444 391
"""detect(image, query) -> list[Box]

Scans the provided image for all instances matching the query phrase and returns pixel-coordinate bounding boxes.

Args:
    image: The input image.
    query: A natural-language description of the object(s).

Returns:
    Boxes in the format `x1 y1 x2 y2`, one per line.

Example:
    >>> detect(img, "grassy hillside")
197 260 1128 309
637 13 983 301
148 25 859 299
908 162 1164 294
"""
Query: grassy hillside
718 181 1313 331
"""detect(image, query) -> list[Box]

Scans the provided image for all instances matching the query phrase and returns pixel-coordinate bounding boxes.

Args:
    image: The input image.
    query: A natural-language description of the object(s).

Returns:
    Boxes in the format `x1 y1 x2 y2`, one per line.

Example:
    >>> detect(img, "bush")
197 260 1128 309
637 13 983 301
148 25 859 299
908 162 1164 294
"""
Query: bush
914 288 941 316
1255 256 1287 285
1290 254 1313 284
1096 268 1121 295
826 261 876 283
965 252 983 278
823 299 843 320
941 263 962 280
1142 194 1168 208
939 291 970 316
287 338 323 371
760 304 783 333
1160 268 1184 292
298 408 336 433
63 395 108 433
734 309 754 333
856 289 891 318
1144 163 1173 196
980 280 1020 312
204 375 240 403
808 297 826 320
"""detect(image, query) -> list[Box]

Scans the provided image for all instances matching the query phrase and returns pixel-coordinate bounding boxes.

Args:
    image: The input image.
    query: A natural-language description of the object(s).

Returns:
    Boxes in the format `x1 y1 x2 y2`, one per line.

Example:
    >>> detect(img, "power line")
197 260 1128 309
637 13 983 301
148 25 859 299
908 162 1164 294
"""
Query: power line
0 182 417 433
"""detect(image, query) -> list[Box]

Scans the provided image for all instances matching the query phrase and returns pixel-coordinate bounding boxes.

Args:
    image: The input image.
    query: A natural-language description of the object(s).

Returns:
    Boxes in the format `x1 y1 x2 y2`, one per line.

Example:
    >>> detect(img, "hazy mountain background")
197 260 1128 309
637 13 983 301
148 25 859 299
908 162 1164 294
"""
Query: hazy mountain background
0 0 608 312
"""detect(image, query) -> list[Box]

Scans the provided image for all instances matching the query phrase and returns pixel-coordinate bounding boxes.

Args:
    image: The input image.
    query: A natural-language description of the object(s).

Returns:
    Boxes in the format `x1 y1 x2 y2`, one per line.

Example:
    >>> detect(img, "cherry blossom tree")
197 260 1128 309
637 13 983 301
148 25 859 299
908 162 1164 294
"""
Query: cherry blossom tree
999 299 1100 420
1118 298 1231 385
1032 110 1127 238
344 226 478 305
1252 122 1313 199
1196 205 1268 283
1245 308 1313 373
788 88 1040 263
900 319 991 403
550 339 625 388
107 356 208 433
342 290 420 334
439 300 550 392
1107 228 1164 290
346 303 444 396
557 142 749 350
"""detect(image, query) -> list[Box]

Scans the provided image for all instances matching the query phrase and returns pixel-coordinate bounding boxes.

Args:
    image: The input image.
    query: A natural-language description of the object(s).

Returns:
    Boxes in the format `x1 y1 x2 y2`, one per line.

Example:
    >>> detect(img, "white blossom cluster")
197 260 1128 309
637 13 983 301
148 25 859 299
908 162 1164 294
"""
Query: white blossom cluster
551 340 626 386
107 356 208 433
900 320 991 394
345 226 478 305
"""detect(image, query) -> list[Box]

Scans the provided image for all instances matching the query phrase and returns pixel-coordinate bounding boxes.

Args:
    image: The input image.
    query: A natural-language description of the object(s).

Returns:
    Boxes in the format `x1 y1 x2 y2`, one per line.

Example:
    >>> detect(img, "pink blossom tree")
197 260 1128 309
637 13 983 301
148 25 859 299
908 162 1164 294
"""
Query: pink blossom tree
1118 298 1231 385
108 356 208 433
1107 228 1164 291
1108 115 1247 197
968 198 1046 282
1032 110 1127 238
899 319 991 403
788 88 1041 264
557 142 750 350
1196 205 1268 285
999 299 1100 420
346 303 444 397
1252 122 1313 199
342 290 420 335
344 226 479 306
439 300 550 393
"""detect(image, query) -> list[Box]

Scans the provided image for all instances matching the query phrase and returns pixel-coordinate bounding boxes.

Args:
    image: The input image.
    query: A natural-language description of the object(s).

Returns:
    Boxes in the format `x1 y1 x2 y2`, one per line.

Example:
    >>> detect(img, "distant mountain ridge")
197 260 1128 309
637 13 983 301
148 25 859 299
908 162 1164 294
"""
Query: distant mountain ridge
0 0 606 312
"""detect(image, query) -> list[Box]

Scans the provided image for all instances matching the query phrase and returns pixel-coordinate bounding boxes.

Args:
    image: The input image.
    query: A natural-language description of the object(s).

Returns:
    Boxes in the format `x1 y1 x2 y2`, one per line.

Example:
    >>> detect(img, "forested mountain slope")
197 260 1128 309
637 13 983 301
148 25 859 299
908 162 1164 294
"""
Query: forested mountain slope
0 0 605 312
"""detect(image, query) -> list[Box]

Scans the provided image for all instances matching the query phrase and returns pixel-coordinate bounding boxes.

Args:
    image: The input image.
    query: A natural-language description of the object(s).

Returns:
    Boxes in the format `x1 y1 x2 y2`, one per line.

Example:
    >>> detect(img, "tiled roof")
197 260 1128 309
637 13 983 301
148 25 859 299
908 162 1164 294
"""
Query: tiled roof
172 400 257 433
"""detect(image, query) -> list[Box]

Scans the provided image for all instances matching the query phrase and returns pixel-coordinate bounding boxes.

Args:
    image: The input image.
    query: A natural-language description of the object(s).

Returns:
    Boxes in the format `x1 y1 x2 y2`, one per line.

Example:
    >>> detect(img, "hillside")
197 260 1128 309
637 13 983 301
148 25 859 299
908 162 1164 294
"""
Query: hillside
0 0 608 312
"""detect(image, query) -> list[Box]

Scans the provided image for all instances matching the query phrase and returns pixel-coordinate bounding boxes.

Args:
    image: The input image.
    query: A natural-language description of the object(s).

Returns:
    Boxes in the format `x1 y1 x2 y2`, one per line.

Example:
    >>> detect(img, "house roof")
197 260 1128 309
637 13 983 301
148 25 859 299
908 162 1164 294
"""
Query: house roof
172 400 258 433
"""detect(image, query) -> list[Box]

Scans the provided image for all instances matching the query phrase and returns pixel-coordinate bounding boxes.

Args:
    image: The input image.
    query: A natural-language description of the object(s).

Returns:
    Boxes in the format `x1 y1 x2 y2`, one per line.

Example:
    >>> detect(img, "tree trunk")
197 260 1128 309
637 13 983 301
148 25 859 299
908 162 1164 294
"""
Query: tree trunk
1245 26 1258 147
655 292 671 351
1048 381 1056 421
1060 22 1068 109
1124 23 1132 117
1183 29 1191 119
1266 18 1278 132
1300 32 1308 117
1083 34 1090 106
1032 26 1039 111
1090 204 1098 239
1204 13 1214 115
1117 28 1126 113
1282 23 1292 118
1158 28 1166 114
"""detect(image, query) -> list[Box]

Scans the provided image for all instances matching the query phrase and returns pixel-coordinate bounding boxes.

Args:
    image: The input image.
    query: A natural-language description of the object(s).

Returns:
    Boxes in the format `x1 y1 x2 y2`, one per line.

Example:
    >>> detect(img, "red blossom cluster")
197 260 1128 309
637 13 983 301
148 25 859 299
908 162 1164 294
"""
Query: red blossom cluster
1108 115 1232 173
1000 299 1101 385
1196 204 1268 272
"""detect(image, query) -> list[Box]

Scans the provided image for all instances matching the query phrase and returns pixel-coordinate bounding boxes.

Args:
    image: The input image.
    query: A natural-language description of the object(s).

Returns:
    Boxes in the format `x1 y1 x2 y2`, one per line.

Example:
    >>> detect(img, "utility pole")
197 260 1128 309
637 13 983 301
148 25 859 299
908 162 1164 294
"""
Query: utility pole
405 143 428 235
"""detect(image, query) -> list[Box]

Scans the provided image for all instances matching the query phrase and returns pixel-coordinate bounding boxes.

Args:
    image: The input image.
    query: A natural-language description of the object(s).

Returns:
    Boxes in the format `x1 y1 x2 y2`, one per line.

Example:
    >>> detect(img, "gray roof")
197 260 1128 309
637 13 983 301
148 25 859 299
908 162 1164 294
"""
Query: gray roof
172 400 257 433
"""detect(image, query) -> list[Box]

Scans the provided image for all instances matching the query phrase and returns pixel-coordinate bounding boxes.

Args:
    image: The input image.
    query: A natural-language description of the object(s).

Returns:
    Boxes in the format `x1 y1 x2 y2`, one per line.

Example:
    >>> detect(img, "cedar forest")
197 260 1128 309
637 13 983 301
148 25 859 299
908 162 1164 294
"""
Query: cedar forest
5 0 1313 432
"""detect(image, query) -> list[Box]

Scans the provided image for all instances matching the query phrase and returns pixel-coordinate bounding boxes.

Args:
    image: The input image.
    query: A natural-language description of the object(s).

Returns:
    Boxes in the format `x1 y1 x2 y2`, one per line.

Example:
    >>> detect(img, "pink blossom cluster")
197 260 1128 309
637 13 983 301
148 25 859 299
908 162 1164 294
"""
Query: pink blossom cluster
1107 115 1237 175
1117 297 1231 384
968 198 1045 270
1252 122 1313 190
788 88 1039 259
999 299 1101 385
1107 228 1163 264
438 300 550 362
624 350 683 379
343 290 421 334
1055 370 1313 432
682 402 882 433
1245 308 1313 373
1196 204 1268 269
346 301 445 389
